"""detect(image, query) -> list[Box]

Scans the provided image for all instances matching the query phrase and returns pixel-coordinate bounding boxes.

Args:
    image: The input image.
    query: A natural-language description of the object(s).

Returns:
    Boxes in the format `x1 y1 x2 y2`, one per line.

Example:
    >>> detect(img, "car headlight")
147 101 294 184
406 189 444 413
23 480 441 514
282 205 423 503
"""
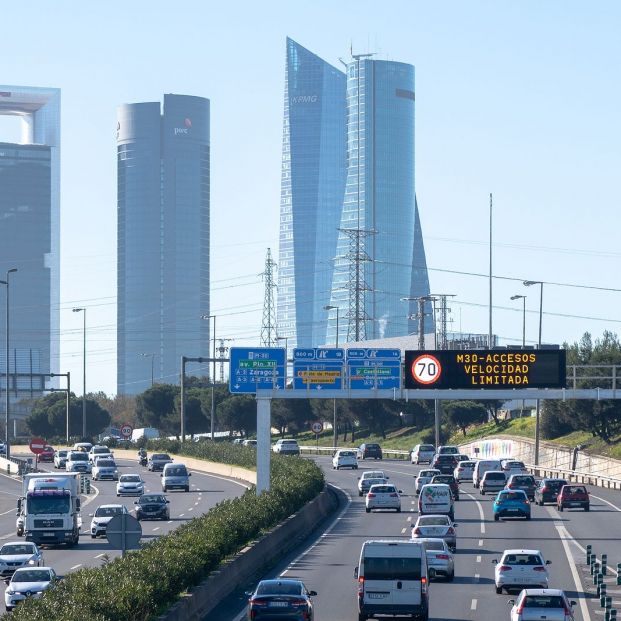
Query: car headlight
28 560 36 565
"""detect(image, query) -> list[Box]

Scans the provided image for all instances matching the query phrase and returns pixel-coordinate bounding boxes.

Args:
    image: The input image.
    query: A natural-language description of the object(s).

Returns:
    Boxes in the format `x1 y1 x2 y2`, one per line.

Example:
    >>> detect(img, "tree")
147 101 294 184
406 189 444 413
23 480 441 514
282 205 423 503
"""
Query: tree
135 384 178 429
444 401 487 436
217 395 257 437
91 392 136 427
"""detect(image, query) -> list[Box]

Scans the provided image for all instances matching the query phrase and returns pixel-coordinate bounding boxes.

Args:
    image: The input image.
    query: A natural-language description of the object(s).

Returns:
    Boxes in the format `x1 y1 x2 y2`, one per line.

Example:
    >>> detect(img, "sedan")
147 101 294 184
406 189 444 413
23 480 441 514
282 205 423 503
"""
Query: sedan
534 478 568 506
415 469 441 494
493 490 531 521
0 543 44 577
246 578 317 620
493 549 551 594
38 446 55 463
90 504 128 538
332 450 358 470
418 538 455 581
134 494 170 521
411 514 457 550
365 484 402 513
430 474 460 500
4 567 58 612
91 458 119 481
508 589 576 621
357 471 388 496
148 453 173 472
116 474 145 496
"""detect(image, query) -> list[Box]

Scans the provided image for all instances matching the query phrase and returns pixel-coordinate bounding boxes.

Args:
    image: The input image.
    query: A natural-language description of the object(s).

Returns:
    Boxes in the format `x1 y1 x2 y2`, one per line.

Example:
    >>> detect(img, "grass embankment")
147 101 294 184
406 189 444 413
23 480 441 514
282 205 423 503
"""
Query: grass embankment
295 426 433 451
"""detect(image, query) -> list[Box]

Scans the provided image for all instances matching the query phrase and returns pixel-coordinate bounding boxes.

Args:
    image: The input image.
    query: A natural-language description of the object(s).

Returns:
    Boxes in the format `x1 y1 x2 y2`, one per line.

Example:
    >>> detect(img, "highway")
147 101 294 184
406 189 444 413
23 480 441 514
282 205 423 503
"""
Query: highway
0 455 248 578
212 456 621 621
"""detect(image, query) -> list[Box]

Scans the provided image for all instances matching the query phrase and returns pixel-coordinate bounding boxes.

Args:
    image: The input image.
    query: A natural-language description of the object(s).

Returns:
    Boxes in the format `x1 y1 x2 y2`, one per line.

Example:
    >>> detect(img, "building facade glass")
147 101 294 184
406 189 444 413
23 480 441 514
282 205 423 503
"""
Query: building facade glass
328 59 433 342
277 38 347 353
117 94 210 394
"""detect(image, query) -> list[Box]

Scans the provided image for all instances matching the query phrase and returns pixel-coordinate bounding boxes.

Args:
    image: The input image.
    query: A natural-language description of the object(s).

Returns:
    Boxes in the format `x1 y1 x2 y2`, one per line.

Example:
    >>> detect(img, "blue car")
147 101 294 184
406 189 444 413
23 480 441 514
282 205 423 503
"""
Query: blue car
493 489 531 521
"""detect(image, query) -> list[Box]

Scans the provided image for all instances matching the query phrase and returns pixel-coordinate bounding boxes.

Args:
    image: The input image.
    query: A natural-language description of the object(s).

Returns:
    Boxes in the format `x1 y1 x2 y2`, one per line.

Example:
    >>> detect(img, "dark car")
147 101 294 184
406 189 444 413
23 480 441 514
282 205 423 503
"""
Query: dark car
431 454 458 475
38 446 55 462
246 579 317 620
557 484 589 511
534 478 568 506
134 493 170 520
431 474 460 500
357 443 383 460
505 474 537 501
147 453 173 472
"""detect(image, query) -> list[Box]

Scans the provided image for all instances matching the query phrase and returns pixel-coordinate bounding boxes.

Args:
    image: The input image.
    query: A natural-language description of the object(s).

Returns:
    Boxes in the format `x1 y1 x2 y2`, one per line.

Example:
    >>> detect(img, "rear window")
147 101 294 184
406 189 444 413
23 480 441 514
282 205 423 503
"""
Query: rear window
339 451 355 457
371 486 395 494
165 466 187 476
503 553 543 565
153 454 171 460
422 541 444 551
523 595 564 608
256 581 302 596
486 472 505 480
564 486 587 494
419 516 449 526
436 455 455 462
545 480 567 489
499 492 526 501
364 556 421 580
420 445 434 451
366 444 380 449
70 453 88 461
513 476 534 484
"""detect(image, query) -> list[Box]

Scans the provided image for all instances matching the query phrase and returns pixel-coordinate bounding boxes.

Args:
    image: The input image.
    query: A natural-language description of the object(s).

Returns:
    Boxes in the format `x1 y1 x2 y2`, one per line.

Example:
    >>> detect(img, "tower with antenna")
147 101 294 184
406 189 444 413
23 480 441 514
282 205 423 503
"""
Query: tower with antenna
217 338 234 382
260 248 278 347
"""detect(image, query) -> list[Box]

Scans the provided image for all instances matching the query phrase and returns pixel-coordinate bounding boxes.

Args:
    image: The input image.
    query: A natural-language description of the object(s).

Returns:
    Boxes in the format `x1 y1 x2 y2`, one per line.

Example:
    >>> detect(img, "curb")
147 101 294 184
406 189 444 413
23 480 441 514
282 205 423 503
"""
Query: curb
155 485 339 621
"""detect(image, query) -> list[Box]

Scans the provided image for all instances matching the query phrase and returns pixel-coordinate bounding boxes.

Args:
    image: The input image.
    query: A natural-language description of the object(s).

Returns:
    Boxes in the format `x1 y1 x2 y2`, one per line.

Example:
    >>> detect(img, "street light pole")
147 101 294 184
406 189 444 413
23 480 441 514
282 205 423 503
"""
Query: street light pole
139 353 155 386
510 295 527 347
524 280 544 464
324 305 340 448
1 269 17 460
72 308 86 438
201 314 216 441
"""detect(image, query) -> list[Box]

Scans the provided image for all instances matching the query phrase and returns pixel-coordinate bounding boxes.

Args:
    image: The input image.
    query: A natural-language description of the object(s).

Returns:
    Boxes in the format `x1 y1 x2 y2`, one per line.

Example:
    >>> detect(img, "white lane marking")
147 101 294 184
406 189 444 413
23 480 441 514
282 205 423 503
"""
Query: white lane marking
407 516 412 522
474 574 480 582
590 493 621 512
95 553 106 558
464 492 486 534
555 524 619 578
476 555 481 563
478 539 484 547
194 501 199 506
167 520 173 524
188 507 194 511
153 527 160 531
547 507 592 621
401 528 407 534
179 513 184 517
70 564 82 570
189 470 251 490
471 599 477 610
0 507 18 517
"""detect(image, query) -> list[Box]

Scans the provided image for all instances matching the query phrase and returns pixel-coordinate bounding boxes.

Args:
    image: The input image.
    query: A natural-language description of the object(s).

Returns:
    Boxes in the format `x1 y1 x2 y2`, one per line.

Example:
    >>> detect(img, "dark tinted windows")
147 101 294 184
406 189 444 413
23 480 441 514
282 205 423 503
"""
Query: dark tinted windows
364 556 421 580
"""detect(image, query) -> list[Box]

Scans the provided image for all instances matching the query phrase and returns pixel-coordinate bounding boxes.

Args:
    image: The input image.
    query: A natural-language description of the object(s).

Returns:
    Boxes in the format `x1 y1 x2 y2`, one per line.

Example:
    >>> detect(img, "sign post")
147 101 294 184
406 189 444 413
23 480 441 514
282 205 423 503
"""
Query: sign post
29 437 46 471
106 513 142 558
311 421 323 451
120 423 133 440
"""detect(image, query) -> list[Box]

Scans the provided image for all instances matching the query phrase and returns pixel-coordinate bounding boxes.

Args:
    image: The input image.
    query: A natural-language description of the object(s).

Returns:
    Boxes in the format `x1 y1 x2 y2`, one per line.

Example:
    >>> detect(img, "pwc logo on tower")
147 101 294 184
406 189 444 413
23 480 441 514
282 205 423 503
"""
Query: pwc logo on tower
174 118 192 136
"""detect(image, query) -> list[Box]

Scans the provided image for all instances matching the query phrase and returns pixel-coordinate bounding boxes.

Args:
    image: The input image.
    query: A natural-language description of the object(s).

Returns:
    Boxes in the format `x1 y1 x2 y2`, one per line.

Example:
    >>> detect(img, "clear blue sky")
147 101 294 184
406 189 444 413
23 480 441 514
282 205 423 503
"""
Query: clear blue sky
1 1 620 395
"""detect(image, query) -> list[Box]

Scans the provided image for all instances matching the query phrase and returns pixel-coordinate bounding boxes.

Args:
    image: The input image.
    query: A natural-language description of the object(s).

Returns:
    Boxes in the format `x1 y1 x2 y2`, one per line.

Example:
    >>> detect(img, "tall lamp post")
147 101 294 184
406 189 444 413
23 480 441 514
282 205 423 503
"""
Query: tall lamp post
139 353 155 386
201 314 216 441
1 268 17 460
324 305 340 448
523 280 544 464
72 308 87 438
510 294 527 418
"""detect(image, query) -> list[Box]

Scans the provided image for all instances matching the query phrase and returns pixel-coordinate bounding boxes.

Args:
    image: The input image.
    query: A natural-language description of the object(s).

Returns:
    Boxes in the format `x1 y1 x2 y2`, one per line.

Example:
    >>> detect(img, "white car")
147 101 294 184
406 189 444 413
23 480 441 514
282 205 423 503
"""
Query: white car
411 444 436 464
493 549 551 594
4 567 58 611
365 483 402 513
332 450 358 470
89 445 113 464
454 461 475 481
116 474 145 496
411 515 457 550
501 460 529 476
92 458 119 481
357 470 388 496
508 589 575 621
480 470 507 495
414 469 441 494
53 450 68 469
272 439 300 455
0 543 44 577
65 451 92 473
90 504 128 538
418 538 455 581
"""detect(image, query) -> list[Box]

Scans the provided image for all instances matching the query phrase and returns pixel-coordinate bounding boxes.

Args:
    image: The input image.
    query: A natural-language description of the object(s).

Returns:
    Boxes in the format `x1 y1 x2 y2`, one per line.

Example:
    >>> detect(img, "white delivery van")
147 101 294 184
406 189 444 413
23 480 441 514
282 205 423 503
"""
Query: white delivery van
472 459 502 488
418 484 454 520
355 540 429 621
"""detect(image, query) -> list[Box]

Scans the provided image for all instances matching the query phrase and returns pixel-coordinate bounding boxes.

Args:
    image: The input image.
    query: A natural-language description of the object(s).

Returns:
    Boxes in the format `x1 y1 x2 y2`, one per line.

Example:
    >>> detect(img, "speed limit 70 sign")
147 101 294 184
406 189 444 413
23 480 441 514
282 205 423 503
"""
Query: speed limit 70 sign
406 354 442 387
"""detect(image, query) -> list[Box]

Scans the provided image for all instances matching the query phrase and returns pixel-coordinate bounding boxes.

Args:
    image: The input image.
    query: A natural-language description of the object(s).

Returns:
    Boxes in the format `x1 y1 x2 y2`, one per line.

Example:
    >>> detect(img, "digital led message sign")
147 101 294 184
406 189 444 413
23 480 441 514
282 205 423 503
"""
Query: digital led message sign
404 349 566 390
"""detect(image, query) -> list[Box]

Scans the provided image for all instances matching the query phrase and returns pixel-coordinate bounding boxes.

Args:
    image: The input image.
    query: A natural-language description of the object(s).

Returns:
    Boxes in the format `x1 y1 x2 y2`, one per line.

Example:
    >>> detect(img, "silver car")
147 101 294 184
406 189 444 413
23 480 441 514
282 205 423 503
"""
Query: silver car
411 514 457 550
454 461 475 482
415 469 441 494
0 543 44 577
508 589 575 621
418 538 454 581
480 470 507 495
411 444 435 465
359 477 388 497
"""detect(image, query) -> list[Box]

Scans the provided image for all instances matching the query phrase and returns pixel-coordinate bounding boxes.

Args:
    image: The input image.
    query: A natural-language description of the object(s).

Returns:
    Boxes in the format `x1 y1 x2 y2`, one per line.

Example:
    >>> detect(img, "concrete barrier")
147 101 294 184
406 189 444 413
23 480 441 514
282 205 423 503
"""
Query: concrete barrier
155 485 340 621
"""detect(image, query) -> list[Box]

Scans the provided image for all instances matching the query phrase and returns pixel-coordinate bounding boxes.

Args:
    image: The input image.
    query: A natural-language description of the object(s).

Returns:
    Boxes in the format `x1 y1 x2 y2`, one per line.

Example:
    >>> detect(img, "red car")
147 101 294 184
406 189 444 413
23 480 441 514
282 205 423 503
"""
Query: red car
557 484 589 511
38 445 55 462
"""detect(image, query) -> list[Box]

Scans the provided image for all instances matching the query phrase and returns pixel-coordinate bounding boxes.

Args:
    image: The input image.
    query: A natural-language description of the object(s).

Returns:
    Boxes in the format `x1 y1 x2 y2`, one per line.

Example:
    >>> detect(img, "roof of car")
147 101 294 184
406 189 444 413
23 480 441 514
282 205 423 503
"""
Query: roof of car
98 504 125 510
502 549 542 555
518 589 566 596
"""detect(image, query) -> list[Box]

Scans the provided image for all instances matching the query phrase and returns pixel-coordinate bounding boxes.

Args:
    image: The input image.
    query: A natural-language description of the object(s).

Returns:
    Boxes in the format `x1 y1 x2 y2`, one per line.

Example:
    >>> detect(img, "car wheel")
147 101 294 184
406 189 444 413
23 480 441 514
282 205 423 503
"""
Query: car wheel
396 507 401 513
91 534 96 539
584 505 590 512
480 490 485 495
447 571 455 582
354 466 358 470
455 496 459 501
494 514 499 521
358 491 363 497
116 494 120 497
6 607 13 612
358 613 367 621
365 508 371 513
163 486 167 492
496 586 503 594
559 503 564 511
428 568 436 580
185 486 190 492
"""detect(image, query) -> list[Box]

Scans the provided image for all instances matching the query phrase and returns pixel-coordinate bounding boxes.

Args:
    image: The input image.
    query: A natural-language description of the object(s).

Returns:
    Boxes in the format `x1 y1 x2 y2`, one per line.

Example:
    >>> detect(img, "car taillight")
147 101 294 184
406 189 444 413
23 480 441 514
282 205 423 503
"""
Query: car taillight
525 499 530 504
516 601 525 614
249 598 268 607
533 566 546 572
358 576 364 596
367 493 376 498
437 554 449 560
508 483 515 488
289 599 307 606
498 565 512 571
541 486 548 492
412 527 422 535
447 527 455 535
421 576 428 593
390 493 398 497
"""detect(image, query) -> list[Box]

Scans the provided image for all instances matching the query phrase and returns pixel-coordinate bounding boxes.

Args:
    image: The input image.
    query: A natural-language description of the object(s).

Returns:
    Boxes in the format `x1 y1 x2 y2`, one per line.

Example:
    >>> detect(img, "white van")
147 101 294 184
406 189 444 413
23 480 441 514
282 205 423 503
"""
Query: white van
472 459 502 488
418 483 454 520
355 540 429 621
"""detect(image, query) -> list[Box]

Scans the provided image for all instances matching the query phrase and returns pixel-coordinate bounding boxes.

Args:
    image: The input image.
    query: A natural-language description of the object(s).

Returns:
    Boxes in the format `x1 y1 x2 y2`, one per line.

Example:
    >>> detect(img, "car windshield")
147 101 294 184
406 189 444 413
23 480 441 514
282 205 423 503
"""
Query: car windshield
419 517 449 526
140 495 165 504
27 496 70 515
523 595 564 608
165 467 187 476
503 554 543 565
366 444 380 449
95 506 124 517
256 581 303 595
96 460 115 467
70 453 88 461
57 451 67 457
120 475 141 482
152 454 170 460
0 544 35 555
281 441 298 445
12 570 51 583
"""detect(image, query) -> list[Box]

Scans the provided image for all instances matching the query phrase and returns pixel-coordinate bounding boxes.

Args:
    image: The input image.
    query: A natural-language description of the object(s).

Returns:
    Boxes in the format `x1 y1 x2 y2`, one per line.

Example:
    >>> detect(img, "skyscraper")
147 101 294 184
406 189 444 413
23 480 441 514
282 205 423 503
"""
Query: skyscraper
277 38 347 353
328 57 433 342
117 94 210 395
0 86 60 408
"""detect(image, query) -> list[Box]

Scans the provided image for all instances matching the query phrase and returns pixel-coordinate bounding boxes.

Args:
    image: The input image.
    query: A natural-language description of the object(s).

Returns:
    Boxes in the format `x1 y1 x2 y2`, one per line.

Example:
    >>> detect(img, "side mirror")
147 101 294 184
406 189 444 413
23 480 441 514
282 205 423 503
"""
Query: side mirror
545 560 551 565
507 599 515 606
492 559 498 564
189 473 191 476
4 578 10 585
133 501 139 505
76 499 81 511
309 590 317 596
453 523 458 527
354 566 359 579
166 500 170 504
160 474 163 477
398 490 403 494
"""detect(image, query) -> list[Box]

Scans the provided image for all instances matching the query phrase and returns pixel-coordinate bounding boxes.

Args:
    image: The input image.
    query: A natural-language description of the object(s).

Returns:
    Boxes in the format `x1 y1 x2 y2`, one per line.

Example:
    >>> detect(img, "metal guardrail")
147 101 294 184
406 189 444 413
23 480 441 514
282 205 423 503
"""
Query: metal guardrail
299 445 410 460
526 463 621 491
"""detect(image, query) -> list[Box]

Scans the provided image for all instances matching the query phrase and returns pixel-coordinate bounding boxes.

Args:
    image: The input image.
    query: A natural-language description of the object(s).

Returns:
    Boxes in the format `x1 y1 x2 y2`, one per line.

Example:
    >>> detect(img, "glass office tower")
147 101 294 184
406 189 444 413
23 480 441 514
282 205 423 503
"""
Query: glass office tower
0 86 60 414
328 58 432 341
277 38 347 353
117 94 210 394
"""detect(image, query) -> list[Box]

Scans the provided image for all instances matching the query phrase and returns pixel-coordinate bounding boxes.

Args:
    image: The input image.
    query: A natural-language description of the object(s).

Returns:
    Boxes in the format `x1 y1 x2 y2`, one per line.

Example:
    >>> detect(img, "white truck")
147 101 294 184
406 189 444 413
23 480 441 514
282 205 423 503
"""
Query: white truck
131 427 160 442
17 474 82 546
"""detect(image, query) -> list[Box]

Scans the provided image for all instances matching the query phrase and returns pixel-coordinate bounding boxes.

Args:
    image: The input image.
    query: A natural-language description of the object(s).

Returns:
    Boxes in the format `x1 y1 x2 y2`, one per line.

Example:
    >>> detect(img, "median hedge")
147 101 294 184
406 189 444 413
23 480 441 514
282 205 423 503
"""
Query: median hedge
7 446 324 621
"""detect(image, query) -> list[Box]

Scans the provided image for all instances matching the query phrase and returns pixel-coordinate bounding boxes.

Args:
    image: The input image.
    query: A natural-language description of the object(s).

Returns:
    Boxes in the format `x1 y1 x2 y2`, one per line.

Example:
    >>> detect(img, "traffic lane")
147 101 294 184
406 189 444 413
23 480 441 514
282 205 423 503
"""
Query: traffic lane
0 472 24 541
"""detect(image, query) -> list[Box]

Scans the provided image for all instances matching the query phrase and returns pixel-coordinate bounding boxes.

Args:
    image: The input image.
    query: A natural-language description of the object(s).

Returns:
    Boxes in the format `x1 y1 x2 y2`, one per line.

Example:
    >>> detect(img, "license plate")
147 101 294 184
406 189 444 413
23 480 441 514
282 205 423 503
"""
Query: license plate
268 601 288 607
368 593 387 599
43 532 54 537
568 502 580 506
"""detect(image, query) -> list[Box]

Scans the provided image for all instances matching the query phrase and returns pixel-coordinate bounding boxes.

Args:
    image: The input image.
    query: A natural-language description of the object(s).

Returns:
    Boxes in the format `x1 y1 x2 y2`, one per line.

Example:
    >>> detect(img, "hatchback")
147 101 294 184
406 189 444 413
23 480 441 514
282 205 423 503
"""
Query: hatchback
332 450 358 470
508 588 576 621
430 474 460 500
418 538 455 581
493 549 551 594
480 470 507 495
357 443 383 460
90 504 128 538
411 514 457 550
454 461 475 482
493 490 531 521
0 543 44 577
116 474 145 496
431 454 458 474
365 484 402 513
246 578 317 620
4 567 58 612
411 444 435 464
534 478 568 506
415 469 441 494
501 460 528 476
557 484 589 511
506 474 536 501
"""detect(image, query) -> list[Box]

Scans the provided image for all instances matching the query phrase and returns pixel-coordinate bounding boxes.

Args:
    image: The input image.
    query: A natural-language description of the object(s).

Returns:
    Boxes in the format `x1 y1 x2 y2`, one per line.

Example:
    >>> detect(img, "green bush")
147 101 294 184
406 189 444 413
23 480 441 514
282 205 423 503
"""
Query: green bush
8 447 323 621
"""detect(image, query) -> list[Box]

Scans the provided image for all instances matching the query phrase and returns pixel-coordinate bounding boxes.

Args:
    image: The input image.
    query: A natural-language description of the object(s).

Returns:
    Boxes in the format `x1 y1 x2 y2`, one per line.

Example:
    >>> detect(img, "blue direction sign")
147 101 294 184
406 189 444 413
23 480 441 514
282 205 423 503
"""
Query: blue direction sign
229 347 286 394
346 348 402 389
293 348 344 390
